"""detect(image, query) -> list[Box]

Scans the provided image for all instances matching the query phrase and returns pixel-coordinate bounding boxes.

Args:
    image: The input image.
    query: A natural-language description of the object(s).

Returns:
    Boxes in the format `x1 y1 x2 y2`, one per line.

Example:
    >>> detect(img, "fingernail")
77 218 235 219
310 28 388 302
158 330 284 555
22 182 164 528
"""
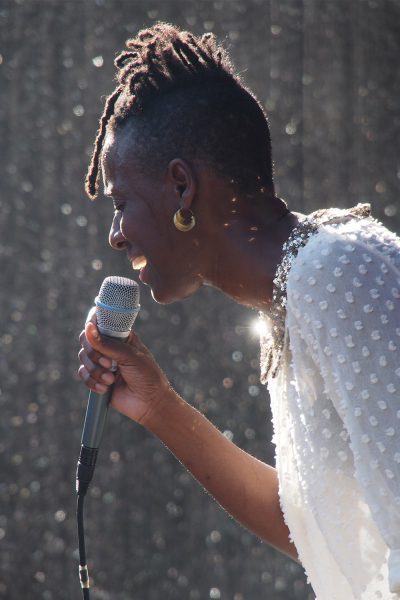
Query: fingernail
101 372 113 383
91 326 100 340
99 357 111 368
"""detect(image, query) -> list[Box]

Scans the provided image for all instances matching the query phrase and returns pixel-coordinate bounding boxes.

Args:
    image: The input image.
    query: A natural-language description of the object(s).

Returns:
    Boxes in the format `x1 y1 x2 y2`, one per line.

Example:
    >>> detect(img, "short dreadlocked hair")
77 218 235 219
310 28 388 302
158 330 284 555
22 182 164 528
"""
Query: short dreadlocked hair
85 22 275 200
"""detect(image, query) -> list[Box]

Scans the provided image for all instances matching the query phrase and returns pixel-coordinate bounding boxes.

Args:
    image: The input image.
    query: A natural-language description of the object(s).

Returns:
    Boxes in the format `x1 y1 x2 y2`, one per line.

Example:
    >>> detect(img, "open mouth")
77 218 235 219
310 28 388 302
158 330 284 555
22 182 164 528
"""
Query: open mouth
131 255 147 270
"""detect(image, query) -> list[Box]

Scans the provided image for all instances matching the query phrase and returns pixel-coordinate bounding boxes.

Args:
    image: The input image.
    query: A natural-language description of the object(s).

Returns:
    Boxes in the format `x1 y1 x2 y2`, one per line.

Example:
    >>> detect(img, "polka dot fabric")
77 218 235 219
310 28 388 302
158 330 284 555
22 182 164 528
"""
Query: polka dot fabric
263 212 400 600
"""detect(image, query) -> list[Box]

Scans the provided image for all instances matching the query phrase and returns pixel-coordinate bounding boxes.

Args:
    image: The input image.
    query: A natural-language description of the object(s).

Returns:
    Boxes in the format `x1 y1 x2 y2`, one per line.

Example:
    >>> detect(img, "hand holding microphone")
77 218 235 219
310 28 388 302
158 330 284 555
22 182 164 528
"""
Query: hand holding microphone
76 275 171 497
78 276 172 436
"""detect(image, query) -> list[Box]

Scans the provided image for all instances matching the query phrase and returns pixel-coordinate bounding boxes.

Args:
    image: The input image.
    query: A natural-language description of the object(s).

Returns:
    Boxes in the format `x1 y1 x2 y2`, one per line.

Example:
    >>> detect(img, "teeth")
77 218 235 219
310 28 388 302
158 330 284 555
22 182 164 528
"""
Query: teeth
132 256 147 270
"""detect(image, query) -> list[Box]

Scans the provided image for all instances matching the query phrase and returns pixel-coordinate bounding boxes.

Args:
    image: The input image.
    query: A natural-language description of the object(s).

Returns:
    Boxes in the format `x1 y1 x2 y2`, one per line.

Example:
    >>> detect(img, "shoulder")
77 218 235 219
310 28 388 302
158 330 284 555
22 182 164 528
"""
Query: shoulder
289 216 400 284
287 216 400 313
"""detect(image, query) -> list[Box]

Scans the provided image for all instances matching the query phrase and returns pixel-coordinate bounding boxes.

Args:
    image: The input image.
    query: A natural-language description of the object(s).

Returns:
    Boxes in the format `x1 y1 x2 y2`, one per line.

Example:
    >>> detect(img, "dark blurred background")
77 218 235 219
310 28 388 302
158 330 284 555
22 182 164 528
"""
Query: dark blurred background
1 1 399 598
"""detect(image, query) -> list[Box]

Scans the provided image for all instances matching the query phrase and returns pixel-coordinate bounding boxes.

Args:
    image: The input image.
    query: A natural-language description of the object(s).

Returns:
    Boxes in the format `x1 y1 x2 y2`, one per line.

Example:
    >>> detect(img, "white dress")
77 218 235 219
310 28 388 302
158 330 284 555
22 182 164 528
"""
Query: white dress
260 205 400 600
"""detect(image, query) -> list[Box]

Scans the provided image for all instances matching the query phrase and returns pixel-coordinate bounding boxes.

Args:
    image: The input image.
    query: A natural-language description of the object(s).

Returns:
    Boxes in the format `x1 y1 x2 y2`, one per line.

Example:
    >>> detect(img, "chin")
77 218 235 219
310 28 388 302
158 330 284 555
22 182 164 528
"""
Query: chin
149 278 201 305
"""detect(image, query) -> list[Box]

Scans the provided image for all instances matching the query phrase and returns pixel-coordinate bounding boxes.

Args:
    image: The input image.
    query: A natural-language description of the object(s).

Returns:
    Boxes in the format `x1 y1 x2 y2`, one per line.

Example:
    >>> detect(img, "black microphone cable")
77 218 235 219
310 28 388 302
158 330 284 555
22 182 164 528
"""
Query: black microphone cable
75 277 140 599
77 493 90 599
76 446 99 599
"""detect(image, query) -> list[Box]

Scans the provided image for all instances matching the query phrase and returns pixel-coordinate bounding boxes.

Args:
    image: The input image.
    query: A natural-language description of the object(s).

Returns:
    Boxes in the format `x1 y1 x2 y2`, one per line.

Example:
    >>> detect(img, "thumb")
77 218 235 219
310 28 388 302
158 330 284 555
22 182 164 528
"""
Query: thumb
85 321 135 365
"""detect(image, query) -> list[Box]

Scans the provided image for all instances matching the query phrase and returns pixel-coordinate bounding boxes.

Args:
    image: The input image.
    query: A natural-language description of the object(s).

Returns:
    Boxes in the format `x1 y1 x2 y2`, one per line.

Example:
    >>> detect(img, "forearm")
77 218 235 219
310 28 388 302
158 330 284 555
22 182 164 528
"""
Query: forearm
144 389 298 561
79 323 297 559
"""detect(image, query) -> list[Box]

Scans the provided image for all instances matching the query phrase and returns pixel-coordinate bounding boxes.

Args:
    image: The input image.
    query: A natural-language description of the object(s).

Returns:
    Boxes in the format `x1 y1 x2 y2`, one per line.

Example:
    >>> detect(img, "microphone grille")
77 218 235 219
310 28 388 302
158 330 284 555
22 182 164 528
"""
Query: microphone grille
95 276 140 336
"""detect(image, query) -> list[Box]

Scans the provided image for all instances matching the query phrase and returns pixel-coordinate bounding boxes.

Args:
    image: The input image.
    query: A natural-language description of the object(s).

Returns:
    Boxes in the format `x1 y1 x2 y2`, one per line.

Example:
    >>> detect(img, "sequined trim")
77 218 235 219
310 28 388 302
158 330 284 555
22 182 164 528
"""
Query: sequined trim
260 203 372 383
259 218 318 382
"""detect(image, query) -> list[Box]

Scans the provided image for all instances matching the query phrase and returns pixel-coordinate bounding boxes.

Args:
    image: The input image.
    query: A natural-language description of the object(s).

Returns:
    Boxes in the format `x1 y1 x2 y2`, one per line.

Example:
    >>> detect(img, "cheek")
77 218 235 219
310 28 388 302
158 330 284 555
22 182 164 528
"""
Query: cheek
118 208 144 240
118 207 172 255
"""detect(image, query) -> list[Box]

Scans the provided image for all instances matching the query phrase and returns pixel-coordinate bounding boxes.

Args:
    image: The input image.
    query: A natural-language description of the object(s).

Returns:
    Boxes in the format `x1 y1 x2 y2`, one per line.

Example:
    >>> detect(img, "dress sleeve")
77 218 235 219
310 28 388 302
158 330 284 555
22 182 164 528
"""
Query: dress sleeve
286 225 400 593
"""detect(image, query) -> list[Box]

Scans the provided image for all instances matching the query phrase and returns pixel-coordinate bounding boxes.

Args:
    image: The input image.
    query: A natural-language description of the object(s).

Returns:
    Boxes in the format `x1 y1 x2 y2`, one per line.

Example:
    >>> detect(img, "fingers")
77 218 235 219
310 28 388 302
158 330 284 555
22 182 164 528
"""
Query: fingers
77 351 115 393
79 329 113 369
78 364 110 394
78 347 115 383
78 316 153 396
85 321 143 365
78 323 116 392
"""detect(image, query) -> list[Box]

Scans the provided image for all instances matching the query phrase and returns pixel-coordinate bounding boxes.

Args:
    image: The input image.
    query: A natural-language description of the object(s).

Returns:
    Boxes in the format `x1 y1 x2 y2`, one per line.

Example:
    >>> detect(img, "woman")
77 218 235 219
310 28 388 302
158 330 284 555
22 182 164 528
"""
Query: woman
78 23 400 599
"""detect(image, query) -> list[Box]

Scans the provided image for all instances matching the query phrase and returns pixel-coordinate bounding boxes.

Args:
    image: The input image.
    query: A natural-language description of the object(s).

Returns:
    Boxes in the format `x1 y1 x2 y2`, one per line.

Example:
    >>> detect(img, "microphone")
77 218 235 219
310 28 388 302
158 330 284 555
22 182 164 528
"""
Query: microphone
76 276 140 496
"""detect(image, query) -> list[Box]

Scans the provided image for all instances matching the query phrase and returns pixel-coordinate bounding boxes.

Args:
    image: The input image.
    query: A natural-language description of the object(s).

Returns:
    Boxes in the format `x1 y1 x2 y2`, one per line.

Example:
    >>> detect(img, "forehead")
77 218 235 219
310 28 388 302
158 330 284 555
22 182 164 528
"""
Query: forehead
101 128 127 173
101 124 159 198
101 127 133 195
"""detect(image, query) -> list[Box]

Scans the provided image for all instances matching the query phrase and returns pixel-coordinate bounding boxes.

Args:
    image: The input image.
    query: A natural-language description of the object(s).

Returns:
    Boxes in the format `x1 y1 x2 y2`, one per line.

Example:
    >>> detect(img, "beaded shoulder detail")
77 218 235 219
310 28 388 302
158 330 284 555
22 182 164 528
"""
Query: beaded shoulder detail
259 203 371 383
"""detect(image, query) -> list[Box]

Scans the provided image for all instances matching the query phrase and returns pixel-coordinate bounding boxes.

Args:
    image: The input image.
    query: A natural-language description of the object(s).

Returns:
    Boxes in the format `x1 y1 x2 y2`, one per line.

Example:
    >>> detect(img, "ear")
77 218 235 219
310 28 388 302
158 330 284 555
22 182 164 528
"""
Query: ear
166 159 196 210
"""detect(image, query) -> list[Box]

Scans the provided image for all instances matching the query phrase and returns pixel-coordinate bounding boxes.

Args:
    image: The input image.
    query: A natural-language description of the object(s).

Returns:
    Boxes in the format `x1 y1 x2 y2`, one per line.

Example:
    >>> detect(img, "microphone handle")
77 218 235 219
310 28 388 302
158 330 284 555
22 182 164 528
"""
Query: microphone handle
81 388 112 449
77 388 111 496
76 329 125 496
80 327 127 450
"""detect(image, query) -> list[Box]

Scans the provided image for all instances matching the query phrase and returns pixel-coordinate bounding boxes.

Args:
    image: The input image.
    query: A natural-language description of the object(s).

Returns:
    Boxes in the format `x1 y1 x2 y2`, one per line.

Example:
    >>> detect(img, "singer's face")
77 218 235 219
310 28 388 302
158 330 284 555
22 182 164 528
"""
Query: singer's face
101 128 208 304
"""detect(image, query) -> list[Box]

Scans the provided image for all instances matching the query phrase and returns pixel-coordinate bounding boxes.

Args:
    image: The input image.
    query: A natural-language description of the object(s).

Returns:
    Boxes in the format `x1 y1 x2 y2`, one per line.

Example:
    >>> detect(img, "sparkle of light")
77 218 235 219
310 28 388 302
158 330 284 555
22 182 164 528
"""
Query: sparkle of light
251 318 269 337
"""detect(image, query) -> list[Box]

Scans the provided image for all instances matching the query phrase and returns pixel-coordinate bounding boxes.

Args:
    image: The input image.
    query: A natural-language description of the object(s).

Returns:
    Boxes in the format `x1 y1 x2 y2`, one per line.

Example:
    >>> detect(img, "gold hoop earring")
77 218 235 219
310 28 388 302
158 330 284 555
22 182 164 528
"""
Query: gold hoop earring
173 208 196 232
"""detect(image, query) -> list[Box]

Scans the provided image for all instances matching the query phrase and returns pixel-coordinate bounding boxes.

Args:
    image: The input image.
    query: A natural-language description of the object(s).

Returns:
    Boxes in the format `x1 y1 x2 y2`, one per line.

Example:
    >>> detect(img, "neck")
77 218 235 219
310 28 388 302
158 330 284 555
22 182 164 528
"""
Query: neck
204 197 303 311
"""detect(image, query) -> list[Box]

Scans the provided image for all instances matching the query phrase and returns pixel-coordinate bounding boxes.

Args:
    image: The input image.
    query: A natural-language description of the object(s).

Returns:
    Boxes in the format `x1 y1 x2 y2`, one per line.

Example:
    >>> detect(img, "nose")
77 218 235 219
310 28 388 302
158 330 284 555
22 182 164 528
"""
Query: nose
109 212 128 250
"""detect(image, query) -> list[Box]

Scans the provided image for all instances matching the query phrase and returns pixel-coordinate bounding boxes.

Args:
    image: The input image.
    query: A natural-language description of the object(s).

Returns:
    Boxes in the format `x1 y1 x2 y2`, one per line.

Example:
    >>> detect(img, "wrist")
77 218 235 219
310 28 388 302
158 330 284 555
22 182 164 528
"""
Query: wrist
140 384 182 432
